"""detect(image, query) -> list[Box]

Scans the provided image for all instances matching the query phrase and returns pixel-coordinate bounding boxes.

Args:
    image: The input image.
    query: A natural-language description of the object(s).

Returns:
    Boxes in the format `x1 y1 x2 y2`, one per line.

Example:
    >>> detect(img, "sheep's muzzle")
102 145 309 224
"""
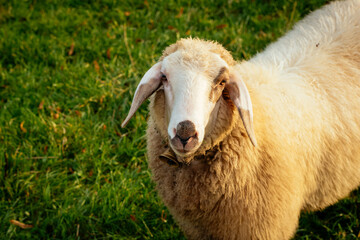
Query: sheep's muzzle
170 120 199 154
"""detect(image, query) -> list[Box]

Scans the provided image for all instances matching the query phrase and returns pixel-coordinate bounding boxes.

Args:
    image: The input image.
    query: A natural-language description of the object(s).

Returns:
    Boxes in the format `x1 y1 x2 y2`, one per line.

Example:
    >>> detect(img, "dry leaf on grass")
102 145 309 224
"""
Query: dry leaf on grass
176 7 184 18
43 145 48 154
38 100 44 110
106 32 115 39
106 48 111 60
216 24 227 29
10 220 33 229
93 60 100 73
20 121 27 133
75 110 81 117
99 95 105 104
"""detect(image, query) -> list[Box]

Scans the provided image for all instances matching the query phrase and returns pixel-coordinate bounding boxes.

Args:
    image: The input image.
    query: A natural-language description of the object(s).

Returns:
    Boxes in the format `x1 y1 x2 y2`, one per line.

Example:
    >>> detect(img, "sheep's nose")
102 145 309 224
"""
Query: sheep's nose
170 120 199 152
176 120 197 145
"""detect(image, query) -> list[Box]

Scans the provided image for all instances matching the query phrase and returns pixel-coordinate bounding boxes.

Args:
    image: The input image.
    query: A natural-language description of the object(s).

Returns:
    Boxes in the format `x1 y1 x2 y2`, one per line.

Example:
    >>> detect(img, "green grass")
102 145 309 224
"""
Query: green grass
1 0 359 239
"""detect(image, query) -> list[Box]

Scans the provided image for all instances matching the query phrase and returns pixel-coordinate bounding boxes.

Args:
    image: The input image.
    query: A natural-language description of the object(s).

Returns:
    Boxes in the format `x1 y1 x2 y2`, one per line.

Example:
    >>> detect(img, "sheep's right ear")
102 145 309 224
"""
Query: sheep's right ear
121 62 163 128
227 68 257 147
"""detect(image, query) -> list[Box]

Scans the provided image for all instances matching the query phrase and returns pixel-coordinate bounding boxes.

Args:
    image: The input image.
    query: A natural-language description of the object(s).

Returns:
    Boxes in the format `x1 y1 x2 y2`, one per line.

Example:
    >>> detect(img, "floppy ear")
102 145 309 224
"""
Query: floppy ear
121 62 163 128
226 68 257 147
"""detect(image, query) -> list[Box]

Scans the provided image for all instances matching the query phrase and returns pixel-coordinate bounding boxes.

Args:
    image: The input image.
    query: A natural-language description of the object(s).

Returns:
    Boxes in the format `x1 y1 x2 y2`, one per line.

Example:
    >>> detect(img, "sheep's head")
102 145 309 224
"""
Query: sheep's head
122 39 256 158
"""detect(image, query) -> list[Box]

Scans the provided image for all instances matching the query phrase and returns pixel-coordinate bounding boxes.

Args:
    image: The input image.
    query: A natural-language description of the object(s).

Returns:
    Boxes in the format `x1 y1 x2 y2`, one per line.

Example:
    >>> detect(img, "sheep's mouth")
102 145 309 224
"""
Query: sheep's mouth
170 134 199 156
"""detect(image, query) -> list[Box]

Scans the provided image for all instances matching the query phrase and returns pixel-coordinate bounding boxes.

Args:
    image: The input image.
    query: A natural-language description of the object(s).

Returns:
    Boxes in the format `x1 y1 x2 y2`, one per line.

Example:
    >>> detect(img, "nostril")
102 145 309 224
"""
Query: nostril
177 135 192 146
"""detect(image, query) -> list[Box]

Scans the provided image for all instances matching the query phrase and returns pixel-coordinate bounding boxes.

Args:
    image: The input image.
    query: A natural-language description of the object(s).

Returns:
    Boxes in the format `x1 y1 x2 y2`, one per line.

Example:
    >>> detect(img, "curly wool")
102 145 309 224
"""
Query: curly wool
145 1 360 239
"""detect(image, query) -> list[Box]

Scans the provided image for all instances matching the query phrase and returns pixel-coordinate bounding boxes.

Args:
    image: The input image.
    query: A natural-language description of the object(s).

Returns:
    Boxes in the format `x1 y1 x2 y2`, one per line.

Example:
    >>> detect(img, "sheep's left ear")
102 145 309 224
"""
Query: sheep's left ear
226 68 257 147
121 62 163 128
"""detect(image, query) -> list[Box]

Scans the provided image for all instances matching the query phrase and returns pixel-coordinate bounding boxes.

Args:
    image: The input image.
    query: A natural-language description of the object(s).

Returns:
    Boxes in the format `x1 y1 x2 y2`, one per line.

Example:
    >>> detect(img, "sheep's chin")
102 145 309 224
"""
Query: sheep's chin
170 144 200 158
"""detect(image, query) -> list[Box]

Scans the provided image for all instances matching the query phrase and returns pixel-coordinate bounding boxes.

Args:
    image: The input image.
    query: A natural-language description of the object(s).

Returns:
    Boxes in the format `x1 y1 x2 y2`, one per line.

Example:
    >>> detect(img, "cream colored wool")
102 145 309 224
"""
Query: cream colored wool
132 0 360 239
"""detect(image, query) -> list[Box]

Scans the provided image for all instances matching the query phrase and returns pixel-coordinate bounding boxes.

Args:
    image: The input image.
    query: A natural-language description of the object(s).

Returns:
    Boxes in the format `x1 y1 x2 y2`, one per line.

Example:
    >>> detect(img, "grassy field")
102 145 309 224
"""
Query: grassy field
1 0 360 239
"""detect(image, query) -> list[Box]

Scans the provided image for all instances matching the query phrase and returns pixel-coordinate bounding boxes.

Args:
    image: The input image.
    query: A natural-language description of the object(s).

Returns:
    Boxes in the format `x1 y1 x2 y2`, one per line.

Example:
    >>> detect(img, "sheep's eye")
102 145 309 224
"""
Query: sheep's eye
161 74 167 82
219 79 227 86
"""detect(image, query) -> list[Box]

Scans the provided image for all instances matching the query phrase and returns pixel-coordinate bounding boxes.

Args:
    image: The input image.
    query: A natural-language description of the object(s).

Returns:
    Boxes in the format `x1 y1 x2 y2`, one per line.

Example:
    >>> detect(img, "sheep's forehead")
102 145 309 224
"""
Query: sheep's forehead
161 50 224 81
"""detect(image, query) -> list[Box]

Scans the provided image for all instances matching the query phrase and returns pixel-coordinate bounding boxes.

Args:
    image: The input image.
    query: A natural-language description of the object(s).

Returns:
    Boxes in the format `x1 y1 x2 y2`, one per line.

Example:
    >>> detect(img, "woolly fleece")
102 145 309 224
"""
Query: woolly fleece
144 1 360 239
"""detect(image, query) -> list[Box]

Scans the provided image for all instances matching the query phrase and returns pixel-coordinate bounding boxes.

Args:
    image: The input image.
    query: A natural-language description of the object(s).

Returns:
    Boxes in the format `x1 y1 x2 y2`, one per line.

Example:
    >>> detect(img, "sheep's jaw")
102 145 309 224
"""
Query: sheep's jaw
159 148 193 166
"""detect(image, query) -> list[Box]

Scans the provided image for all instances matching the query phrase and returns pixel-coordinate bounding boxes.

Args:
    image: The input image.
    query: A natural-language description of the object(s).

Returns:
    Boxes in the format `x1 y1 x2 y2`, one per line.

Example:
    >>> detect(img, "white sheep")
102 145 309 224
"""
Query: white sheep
122 0 360 239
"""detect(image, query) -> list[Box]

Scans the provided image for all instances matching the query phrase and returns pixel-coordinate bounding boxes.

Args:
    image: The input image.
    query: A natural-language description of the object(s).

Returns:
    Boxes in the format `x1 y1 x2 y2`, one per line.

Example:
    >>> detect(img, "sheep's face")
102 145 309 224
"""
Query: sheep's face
122 39 257 160
160 51 230 156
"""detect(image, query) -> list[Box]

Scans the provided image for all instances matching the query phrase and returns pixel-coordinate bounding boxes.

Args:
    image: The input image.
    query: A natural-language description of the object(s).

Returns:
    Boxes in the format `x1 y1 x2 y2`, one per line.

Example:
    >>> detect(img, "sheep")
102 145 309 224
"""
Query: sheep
121 0 360 239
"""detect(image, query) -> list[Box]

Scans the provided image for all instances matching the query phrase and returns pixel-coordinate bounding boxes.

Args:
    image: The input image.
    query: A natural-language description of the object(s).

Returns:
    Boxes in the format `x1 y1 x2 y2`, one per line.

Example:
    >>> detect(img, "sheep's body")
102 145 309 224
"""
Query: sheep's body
146 1 360 239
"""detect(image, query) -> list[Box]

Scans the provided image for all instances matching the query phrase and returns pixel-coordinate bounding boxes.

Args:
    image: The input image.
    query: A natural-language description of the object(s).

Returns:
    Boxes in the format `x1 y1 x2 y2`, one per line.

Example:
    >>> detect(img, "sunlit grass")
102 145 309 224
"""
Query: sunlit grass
1 0 359 239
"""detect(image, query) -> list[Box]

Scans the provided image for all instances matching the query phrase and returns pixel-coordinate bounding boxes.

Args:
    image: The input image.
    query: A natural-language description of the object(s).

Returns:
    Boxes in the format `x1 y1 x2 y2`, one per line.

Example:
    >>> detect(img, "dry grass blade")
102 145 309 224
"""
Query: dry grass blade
123 24 135 67
26 156 58 159
68 41 75 56
76 224 80 237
